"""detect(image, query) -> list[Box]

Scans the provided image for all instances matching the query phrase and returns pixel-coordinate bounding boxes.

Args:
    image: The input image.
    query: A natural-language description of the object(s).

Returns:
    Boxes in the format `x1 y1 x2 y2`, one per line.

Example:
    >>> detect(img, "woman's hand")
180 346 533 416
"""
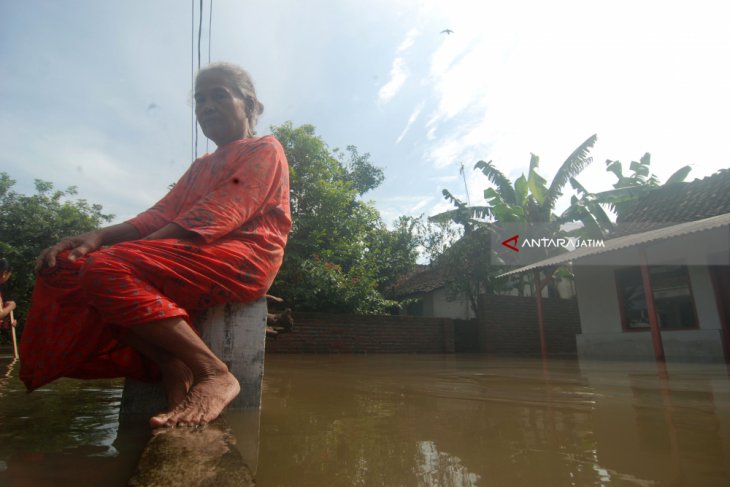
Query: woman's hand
35 231 103 273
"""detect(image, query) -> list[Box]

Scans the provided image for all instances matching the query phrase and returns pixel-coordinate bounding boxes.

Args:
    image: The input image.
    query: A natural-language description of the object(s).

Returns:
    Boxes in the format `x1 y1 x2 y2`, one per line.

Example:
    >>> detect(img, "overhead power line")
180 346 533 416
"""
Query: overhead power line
191 0 195 163
208 0 213 64
191 0 214 159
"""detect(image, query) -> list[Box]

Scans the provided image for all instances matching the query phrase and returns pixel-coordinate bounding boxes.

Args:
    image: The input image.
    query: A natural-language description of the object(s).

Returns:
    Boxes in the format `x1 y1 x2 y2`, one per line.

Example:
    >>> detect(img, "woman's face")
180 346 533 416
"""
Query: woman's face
194 70 250 147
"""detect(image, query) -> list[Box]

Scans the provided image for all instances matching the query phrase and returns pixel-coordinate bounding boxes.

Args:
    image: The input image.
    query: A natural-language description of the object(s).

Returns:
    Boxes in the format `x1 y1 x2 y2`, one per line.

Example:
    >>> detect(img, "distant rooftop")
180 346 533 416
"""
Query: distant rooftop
392 265 449 298
613 169 730 237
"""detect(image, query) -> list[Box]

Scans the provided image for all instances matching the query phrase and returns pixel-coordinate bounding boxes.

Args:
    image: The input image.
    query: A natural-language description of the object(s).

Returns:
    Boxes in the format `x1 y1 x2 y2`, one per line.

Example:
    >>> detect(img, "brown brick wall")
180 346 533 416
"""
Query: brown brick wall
478 295 580 355
265 312 455 353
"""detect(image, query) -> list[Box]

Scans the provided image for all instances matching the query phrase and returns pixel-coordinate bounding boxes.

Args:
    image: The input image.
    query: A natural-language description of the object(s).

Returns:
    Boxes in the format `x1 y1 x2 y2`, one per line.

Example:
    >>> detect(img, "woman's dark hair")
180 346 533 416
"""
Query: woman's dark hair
0 258 11 273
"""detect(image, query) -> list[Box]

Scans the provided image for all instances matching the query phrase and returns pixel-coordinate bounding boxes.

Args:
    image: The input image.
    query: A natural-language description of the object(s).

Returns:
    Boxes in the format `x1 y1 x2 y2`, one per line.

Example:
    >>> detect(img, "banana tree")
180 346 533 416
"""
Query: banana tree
433 134 597 227
429 134 598 303
563 152 692 238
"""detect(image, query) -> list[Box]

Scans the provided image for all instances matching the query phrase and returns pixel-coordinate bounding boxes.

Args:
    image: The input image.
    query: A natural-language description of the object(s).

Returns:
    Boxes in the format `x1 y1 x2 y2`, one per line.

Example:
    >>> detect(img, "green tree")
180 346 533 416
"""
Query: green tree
364 215 424 295
0 173 113 325
429 135 598 311
564 152 692 238
269 122 419 314
435 134 597 228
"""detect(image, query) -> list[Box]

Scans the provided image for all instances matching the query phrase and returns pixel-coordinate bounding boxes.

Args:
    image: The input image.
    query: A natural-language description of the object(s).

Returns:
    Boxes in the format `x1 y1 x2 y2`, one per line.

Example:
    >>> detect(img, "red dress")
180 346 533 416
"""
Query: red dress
19 136 291 391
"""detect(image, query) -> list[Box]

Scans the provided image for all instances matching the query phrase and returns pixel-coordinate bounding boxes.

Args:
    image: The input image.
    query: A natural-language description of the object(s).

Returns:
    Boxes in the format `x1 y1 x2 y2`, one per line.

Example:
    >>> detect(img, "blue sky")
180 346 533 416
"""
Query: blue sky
2 0 729 226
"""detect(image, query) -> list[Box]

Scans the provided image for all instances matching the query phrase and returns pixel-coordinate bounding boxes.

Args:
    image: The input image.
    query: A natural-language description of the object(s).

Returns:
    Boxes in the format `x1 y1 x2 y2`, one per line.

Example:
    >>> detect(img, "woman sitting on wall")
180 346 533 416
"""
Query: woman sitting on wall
20 62 291 428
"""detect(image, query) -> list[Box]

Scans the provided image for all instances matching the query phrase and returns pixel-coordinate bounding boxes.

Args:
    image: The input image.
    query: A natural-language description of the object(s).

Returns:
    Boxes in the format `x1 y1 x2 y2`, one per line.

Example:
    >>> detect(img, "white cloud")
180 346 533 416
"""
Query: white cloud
429 197 458 218
373 194 434 224
378 58 409 105
396 27 420 54
396 102 424 144
429 175 459 183
426 118 491 170
377 28 420 105
0 115 180 222
413 0 730 224
409 197 432 213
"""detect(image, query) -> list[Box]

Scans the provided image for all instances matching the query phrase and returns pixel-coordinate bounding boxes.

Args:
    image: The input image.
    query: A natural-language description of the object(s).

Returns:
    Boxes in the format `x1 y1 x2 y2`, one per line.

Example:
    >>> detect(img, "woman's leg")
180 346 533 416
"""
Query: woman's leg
128 316 240 427
117 331 193 411
76 240 268 426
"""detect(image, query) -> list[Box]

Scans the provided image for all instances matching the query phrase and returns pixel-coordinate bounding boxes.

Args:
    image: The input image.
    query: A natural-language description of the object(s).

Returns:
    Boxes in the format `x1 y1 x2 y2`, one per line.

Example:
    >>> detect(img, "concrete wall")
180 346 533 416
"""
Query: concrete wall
477 294 581 355
576 328 726 363
415 288 474 320
265 312 455 354
415 280 570 322
429 288 475 320
689 265 723 331
573 241 726 362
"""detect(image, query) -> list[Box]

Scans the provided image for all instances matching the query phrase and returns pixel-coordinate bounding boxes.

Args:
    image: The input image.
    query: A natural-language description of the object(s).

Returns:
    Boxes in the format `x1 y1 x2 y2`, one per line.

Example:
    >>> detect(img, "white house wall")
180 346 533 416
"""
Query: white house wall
574 266 623 335
688 265 722 331
573 235 726 363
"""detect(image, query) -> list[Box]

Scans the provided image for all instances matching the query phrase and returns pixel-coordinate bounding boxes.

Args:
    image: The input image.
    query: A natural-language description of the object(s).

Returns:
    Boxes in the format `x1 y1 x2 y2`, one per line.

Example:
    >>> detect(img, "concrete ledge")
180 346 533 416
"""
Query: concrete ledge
119 298 268 416
577 332 654 361
577 329 726 363
199 299 268 409
120 299 267 485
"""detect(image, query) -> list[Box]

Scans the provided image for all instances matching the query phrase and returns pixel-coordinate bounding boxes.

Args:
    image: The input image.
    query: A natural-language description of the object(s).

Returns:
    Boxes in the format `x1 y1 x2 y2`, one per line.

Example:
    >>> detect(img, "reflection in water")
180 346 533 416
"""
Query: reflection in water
581 362 730 487
1 349 730 486
0 350 145 486
257 355 730 486
580 360 730 487
416 440 479 486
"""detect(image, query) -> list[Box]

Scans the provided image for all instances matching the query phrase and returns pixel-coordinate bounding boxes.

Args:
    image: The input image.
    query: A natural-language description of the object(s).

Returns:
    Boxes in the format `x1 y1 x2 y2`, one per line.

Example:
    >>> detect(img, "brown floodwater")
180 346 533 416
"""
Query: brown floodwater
1 348 729 486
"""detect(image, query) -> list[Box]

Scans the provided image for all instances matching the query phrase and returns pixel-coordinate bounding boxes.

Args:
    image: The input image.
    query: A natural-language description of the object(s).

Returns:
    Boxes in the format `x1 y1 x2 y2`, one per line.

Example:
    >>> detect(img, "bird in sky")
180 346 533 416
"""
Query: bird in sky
441 29 454 35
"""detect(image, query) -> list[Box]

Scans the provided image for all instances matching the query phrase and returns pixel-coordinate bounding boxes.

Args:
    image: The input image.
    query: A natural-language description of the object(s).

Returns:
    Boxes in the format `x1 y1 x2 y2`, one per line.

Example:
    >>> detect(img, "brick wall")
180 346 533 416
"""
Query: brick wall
265 312 455 353
478 295 580 355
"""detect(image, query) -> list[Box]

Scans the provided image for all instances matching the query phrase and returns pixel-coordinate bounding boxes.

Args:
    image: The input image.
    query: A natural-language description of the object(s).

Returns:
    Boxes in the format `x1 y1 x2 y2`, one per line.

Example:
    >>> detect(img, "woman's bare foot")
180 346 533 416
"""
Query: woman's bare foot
149 371 240 428
159 358 193 411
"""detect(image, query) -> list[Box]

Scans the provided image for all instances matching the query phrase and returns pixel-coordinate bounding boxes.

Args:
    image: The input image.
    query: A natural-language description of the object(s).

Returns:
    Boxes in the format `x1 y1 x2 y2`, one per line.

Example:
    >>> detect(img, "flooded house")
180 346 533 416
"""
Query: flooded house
505 170 730 363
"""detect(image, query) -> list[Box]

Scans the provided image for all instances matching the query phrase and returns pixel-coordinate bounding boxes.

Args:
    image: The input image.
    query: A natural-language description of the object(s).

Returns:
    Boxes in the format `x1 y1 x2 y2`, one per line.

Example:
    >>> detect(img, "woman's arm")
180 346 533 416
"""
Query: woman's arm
35 222 141 272
98 222 143 245
144 222 199 241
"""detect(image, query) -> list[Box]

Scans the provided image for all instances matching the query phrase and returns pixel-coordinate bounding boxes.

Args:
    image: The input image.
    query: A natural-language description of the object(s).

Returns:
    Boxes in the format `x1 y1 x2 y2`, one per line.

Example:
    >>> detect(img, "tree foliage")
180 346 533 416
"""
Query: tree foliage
269 122 419 314
427 139 694 315
566 153 692 237
0 172 113 324
429 135 599 312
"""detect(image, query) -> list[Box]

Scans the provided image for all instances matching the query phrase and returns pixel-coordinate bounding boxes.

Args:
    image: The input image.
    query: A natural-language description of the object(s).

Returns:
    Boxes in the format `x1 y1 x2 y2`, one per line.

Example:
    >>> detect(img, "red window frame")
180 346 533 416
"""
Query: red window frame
615 265 699 332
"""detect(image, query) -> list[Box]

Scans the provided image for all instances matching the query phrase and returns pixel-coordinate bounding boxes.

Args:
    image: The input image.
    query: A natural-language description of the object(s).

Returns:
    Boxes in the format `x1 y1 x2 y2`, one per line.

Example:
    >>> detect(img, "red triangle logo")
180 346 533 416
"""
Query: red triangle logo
502 234 519 252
